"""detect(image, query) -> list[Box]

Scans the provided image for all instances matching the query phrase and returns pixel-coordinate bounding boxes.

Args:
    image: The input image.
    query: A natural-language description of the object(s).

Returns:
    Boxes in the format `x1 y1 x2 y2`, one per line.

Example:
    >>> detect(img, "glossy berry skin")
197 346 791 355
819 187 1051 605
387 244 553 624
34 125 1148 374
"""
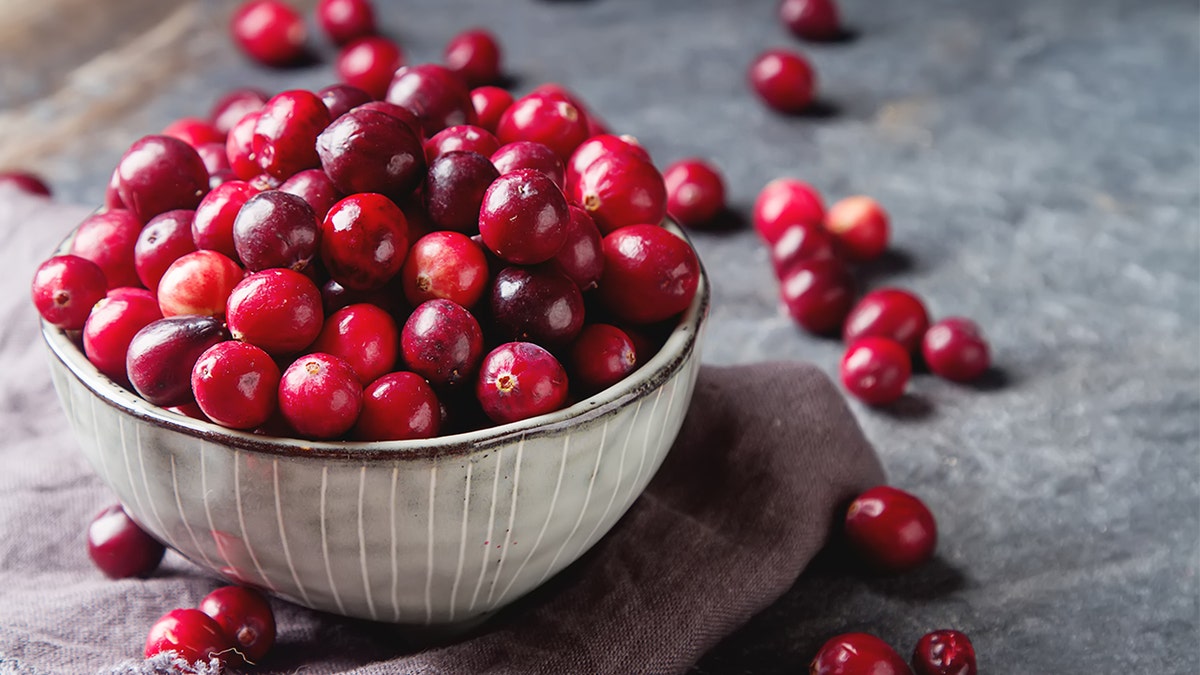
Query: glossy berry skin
210 88 268 135
144 608 234 665
317 0 376 45
550 206 604 291
565 134 652 196
400 231 490 308
769 220 836 278
753 177 826 244
779 0 842 41
336 36 404 100
749 48 817 114
69 208 143 289
423 151 500 233
227 268 324 355
598 225 701 324
318 83 374 121
225 110 264 180
230 0 307 67
193 180 259 260
779 257 854 335
573 152 667 235
233 190 320 272
198 585 276 666
31 255 108 330
490 141 565 188
321 193 409 290
162 117 225 149
922 318 990 383
192 341 281 429
811 633 913 675
490 266 585 346
279 168 342 221
385 63 476 135
497 91 589 162
86 503 165 579
253 90 331 179
843 288 930 355
354 371 441 440
278 352 363 439
476 342 569 425
82 288 163 385
196 142 233 180
0 170 51 196
478 169 570 265
663 158 726 228
844 485 937 573
470 86 514 134
126 315 227 407
426 124 500 162
569 324 637 395
116 135 210 223
841 336 911 405
912 629 977 675
444 29 502 88
317 108 426 202
309 303 399 384
157 251 245 318
104 168 126 211
826 195 890 261
401 299 484 388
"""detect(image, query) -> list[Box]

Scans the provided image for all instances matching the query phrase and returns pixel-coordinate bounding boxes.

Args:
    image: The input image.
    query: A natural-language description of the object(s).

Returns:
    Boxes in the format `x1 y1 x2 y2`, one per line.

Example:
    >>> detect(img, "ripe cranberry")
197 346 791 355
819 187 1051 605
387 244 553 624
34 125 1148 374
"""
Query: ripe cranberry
490 141 565 188
841 336 911 405
811 632 912 675
253 90 331 179
157 251 245 318
309 303 399 384
193 180 259 260
490 266 585 346
478 169 569 264
210 88 269 135
476 341 569 425
199 585 276 666
749 48 817 114
145 608 234 665
353 100 424 136
336 36 403 100
549 206 604 291
470 86 514 134
230 0 308 67
162 117 225 149
531 83 608 137
844 485 937 573
566 134 652 195
126 316 227 406
825 195 890 261
104 168 125 210
226 110 264 180
754 177 826 244
401 299 484 388
31 255 108 330
912 629 977 675
572 152 667 234
86 503 165 579
421 151 499 233
922 318 990 383
278 168 343 221
598 224 701 324
779 0 843 42
321 192 409 290
316 0 376 45
769 220 836 278
779 257 854 335
227 268 324 355
233 190 320 272
278 352 363 439
83 288 162 385
497 91 589 161
569 324 637 395
318 83 374 121
426 124 500 162
843 288 930 354
444 29 502 88
354 371 441 440
663 158 726 228
385 63 475 135
317 108 426 201
0 170 51 197
401 230 490 308
116 135 209 223
69 209 143 289
196 142 233 180
192 341 281 429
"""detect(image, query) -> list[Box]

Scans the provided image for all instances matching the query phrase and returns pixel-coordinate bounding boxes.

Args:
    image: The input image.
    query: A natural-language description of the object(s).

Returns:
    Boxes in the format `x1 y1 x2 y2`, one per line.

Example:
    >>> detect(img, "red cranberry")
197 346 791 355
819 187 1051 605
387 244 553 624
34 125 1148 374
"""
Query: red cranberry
841 336 911 405
663 158 726 228
476 341 569 425
309 303 399 384
233 190 320 272
210 88 269 135
198 585 276 666
566 134 652 195
318 83 374 121
278 168 342 221
843 288 930 354
549 205 604 291
754 177 826 244
401 299 484 388
779 0 843 42
321 192 409 290
779 257 854 335
569 323 637 395
278 352 363 439
317 108 426 201
922 318 990 383
531 83 608 137
401 230 490 308
253 90 331 179
470 86 514 134
86 503 165 579
811 632 912 675
572 152 667 234
478 168 569 265
192 341 281 429
422 151 499 233
69 209 143 289
0 170 51 197
226 110 264 180
598 224 701 324
83 288 162 385
826 195 890 261
426 124 500 162
104 168 126 210
497 91 589 162
385 63 476 135
227 268 324 355
749 48 818 114
145 608 234 665
230 0 308 67
769 220 836 278
127 316 227 406
490 266 585 346
354 371 441 440
353 100 424 134
193 180 259 260
31 255 108 330
157 251 245 318
116 135 209 223
162 117 225 149
490 141 565 188
444 29 502 88
196 142 233 179
316 0 376 45
336 36 403 100
912 629 977 675
844 485 937 572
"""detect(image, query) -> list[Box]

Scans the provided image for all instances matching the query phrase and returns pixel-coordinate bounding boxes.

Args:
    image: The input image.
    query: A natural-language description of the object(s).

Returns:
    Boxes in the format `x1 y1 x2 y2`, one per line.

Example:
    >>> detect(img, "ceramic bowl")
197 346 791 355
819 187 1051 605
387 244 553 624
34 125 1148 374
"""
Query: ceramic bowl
41 222 709 626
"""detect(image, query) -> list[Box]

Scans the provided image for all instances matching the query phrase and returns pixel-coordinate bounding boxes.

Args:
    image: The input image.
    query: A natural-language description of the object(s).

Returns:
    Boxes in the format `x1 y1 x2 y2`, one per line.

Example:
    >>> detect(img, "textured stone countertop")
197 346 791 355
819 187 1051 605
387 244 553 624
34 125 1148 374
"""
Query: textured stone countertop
2 0 1197 672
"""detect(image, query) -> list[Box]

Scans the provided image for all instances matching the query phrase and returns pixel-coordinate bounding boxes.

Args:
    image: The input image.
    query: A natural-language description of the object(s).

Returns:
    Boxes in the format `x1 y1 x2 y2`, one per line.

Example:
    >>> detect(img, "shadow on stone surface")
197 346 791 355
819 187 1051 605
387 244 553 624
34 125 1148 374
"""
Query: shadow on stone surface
686 206 748 236
788 98 841 120
862 556 969 600
852 248 917 287
965 366 1012 392
879 392 935 421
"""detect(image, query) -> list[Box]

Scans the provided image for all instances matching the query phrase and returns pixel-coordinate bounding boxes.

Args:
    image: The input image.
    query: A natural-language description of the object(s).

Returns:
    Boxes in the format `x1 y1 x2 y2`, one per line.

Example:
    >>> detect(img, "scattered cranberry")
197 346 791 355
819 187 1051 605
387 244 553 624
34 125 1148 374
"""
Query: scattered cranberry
779 0 843 42
912 629 978 675
769 220 836 278
192 341 281 429
278 352 363 439
753 178 826 244
811 632 912 675
198 585 276 666
922 318 990 383
748 48 817 114
318 83 374 121
126 315 227 407
144 608 234 665
663 158 726 228
309 303 399 384
549 205 604 291
157 250 245 318
316 0 376 45
478 168 569 264
844 485 937 573
476 341 569 425
826 195 890 261
400 230 490 308
400 299 484 388
569 324 638 395
317 108 426 201
321 192 410 290
162 117 225 149
840 336 911 405
471 86 514 134
230 0 308 67
69 209 143 289
193 180 259 260
424 150 500 232
82 288 162 385
31 255 108 330
233 190 320 273
843 288 930 354
210 88 269 135
490 141 565 188
444 28 502 88
116 135 209 223
385 63 476 135
779 257 854 335
490 266 585 346
86 503 165 579
572 150 667 234
354 371 441 440
426 124 500 162
599 224 701 324
225 110 264 180
336 36 404 100
497 90 589 162
0 170 51 197
253 89 331 179
226 268 324 355
279 168 343 221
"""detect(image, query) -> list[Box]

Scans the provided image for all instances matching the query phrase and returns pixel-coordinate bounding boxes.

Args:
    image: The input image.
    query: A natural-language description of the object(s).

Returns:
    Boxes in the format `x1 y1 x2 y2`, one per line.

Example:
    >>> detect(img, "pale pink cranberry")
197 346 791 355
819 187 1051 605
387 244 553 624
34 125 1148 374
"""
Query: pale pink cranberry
278 352 363 439
157 250 245 318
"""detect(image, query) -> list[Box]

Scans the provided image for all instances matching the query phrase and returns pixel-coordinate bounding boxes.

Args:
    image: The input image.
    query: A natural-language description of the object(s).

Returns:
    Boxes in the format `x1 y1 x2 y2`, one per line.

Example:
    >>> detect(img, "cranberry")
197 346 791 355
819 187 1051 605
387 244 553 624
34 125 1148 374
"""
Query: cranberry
0 170 51 197
490 141 565 188
566 134 652 195
211 88 269 135
353 100 424 136
157 251 245 318
811 632 912 675
423 150 500 233
844 485 937 572
779 257 854 335
401 230 490 308
278 352 363 439
126 316 227 406
354 371 441 440
162 117 225 149
470 86 514 134
309 303 399 384
779 0 843 42
230 0 307 67
497 91 589 162
317 108 426 201
198 585 276 666
318 83 374 121
569 323 637 395
426 124 500 162
192 341 281 429
226 110 264 180
253 90 331 179
104 168 125 210
769 220 836 278
385 63 475 135
549 205 604 291
116 135 209 223
749 48 818 114
843 288 930 354
321 192 409 290
826 195 890 261
572 151 667 234
86 503 165 579
663 158 726 228
490 266 585 346
922 317 990 383
444 28 502 88
193 180 259 260
69 209 143 289
316 0 376 45
476 341 569 425
196 142 233 179
166 401 210 421
401 299 484 388
145 608 234 665
841 336 911 405
31 255 108 330
478 169 569 264
82 288 162 385
336 36 403 100
134 211 199 294
912 629 978 675
233 190 320 273
754 178 826 244
531 83 608 137
598 224 701 324
278 168 342 221
227 268 324 355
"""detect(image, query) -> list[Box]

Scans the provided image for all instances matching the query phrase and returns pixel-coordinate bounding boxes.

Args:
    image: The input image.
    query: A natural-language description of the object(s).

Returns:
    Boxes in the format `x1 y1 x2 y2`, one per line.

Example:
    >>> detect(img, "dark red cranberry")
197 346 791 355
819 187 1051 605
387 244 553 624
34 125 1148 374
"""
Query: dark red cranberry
230 0 308 67
31 255 108 330
478 168 569 264
844 485 937 572
569 323 637 395
490 141 565 188
127 315 227 406
354 371 441 440
496 91 589 161
145 608 234 665
353 100 423 136
663 158 726 228
841 336 911 405
196 142 233 179
336 36 404 100
82 288 162 385
116 135 209 223
198 585 276 666
385 63 475 135
211 88 269 135
549 206 604 291
423 150 500 233
780 0 843 41
278 352 363 439
253 90 331 179
193 180 259 260
316 0 376 45
317 108 426 201
912 629 977 675
769 220 836 278
922 318 990 383
566 134 651 195
401 299 484 388
162 117 224 149
470 86 513 134
826 195 890 261
227 268 324 355
69 209 143 289
278 168 342 221
192 341 281 430
811 632 912 675
749 48 817 114
318 83 374 120
233 190 320 272
226 110 264 180
426 124 500 162
843 288 930 354
309 303 399 384
490 266 585 346
0 170 51 197
321 192 409 290
753 177 826 243
476 341 569 424
157 250 245 318
598 224 701 324
779 257 854 335
443 28 502 88
86 503 165 579
572 152 667 234
401 230 489 308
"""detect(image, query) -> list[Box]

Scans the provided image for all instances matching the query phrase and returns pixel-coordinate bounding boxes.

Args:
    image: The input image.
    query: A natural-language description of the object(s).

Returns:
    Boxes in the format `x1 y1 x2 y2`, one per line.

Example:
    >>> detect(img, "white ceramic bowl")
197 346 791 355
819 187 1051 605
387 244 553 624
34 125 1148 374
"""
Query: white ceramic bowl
41 223 709 626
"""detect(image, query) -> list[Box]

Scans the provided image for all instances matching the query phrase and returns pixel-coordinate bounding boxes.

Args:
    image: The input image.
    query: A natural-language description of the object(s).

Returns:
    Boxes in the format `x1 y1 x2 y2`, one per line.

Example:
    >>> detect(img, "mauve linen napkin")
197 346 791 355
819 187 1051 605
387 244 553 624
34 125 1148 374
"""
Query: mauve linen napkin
0 189 885 675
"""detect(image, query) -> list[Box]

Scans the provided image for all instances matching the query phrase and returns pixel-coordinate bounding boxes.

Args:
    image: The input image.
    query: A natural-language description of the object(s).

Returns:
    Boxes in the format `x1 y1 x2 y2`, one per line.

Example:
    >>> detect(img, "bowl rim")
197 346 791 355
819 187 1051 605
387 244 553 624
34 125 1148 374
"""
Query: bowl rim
42 220 710 461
